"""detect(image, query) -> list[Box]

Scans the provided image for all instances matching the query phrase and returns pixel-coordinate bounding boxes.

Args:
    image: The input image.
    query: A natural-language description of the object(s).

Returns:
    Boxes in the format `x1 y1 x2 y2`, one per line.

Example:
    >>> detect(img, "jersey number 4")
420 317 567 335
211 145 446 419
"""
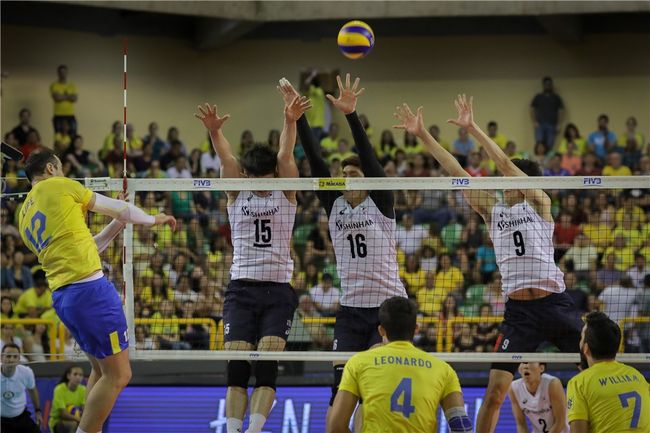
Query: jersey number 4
513 230 526 256
390 377 415 418
24 211 51 253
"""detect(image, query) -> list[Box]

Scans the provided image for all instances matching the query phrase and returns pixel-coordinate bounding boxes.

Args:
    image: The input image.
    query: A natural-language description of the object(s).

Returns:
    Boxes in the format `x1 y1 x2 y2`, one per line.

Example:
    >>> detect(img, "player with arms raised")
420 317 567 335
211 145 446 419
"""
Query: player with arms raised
394 96 583 433
19 149 176 433
509 362 569 433
195 92 310 433
281 74 407 424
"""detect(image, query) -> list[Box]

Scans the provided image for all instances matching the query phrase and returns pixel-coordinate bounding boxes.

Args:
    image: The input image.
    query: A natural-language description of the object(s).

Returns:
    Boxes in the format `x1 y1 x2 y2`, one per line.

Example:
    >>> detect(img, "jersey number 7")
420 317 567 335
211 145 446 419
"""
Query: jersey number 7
618 391 642 428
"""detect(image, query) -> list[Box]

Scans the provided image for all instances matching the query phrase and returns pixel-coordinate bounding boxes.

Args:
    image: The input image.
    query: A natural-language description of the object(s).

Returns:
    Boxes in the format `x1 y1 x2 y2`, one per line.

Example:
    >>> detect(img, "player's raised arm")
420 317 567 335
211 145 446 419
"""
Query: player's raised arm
508 388 530 433
448 94 551 219
92 190 128 253
87 192 176 231
394 102 496 221
194 103 240 179
277 78 312 179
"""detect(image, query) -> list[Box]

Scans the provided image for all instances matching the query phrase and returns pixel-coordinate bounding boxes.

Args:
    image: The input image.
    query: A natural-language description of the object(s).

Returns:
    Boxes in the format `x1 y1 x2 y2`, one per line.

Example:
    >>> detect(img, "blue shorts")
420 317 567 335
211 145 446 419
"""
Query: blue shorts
52 276 128 359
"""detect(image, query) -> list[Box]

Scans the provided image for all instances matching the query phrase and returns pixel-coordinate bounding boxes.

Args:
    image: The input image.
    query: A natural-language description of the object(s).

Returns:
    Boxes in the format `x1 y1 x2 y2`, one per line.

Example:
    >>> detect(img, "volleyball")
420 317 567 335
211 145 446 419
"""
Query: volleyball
66 405 83 417
337 20 375 59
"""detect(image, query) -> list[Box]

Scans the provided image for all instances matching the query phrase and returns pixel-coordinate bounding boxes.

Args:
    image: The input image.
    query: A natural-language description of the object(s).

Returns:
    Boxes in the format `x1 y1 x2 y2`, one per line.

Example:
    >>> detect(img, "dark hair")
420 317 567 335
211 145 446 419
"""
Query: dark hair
563 123 581 140
598 114 609 123
542 76 552 84
19 108 30 117
511 159 542 177
378 296 418 341
1 342 20 353
583 311 621 360
59 365 83 385
57 64 68 72
341 155 361 169
24 148 58 182
487 121 497 128
241 144 277 176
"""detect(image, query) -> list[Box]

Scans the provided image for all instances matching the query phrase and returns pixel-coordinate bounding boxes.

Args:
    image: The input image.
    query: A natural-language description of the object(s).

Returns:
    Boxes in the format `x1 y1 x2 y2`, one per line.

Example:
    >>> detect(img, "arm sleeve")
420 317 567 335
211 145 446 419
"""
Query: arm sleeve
93 219 127 254
25 367 36 389
297 115 339 215
345 112 395 219
90 194 155 225
567 377 588 423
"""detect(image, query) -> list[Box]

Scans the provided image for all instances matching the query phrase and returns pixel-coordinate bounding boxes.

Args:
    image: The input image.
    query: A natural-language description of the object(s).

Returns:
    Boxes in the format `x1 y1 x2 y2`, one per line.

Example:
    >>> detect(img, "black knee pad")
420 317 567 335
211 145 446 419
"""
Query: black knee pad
227 360 252 389
329 364 345 406
254 361 278 390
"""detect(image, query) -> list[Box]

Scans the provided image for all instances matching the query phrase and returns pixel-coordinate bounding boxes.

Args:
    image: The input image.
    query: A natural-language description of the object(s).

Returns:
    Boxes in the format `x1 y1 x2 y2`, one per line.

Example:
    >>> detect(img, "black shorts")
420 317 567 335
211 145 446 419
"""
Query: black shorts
223 280 298 344
1 410 40 433
333 306 382 352
492 292 583 374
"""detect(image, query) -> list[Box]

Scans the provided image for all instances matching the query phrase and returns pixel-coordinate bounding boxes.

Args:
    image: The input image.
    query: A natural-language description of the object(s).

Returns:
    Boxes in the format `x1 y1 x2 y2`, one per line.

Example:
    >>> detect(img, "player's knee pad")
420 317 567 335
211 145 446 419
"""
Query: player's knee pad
254 361 278 390
445 407 473 433
227 360 251 389
329 364 345 406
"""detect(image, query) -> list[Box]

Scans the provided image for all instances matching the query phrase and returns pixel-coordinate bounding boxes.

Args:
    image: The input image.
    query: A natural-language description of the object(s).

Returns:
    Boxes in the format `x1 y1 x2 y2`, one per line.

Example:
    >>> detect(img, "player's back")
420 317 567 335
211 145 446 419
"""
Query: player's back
18 176 100 290
567 361 650 433
340 341 460 433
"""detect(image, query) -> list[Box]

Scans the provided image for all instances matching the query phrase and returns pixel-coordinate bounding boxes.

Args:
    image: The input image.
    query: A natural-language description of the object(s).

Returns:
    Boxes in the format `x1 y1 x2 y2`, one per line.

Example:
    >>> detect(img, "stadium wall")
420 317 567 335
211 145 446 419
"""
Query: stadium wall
2 24 649 154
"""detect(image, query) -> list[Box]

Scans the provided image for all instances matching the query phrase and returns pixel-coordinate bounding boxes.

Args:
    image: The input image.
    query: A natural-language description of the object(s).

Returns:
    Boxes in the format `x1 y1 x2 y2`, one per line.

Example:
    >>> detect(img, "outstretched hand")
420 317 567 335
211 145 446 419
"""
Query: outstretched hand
278 78 312 122
447 94 475 130
326 73 365 114
154 213 177 231
393 103 426 137
277 77 301 107
194 103 230 131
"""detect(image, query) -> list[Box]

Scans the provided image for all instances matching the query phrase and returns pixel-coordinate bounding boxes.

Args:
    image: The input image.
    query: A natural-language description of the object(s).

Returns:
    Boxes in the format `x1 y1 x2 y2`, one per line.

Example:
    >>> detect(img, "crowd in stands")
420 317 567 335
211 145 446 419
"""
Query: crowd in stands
1 72 649 357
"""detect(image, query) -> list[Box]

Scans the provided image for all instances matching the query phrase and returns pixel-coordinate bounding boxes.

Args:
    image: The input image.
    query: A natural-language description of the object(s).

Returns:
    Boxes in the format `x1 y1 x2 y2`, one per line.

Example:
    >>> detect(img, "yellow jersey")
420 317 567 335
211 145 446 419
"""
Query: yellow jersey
14 288 53 315
50 81 77 116
19 177 100 290
339 341 461 433
567 361 650 433
306 85 325 128
603 166 632 176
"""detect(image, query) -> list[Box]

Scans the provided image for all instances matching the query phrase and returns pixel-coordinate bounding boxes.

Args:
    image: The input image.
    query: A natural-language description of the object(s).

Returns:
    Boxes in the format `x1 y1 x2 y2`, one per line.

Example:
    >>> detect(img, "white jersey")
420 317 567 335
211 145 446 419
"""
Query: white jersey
511 374 569 433
1 365 35 418
227 191 295 283
329 195 407 307
490 201 565 296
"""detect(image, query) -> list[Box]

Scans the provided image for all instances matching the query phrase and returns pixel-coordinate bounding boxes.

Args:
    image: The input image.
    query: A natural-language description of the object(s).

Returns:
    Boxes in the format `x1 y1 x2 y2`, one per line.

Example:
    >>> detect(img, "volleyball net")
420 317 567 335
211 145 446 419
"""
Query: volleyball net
2 175 649 364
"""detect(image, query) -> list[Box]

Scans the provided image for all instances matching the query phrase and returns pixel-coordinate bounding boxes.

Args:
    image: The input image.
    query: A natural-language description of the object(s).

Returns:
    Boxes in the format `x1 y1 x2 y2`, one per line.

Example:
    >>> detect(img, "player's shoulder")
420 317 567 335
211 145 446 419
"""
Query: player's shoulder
15 364 35 377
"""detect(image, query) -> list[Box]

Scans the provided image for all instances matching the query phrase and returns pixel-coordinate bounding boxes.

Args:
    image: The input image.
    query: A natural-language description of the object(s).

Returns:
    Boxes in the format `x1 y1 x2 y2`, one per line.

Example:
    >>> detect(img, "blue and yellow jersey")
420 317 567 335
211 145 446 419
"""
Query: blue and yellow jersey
339 341 461 433
567 361 650 433
18 177 100 290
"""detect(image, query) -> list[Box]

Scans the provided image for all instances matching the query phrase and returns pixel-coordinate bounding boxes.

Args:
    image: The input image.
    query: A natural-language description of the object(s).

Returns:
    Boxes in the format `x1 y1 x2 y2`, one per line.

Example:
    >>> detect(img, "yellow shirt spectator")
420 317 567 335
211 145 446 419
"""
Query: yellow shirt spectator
602 165 632 176
581 222 613 253
320 136 338 155
557 138 588 155
14 288 53 316
490 133 509 150
306 85 325 129
603 246 635 271
149 311 180 336
416 286 447 316
50 81 77 116
567 361 649 433
612 227 642 250
329 151 356 164
400 268 427 296
616 206 645 227
435 267 464 295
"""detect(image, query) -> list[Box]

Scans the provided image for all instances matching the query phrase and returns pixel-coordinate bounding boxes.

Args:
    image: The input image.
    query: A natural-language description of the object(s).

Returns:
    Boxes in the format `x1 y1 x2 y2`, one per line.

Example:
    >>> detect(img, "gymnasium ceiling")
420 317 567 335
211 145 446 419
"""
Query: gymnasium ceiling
2 1 649 51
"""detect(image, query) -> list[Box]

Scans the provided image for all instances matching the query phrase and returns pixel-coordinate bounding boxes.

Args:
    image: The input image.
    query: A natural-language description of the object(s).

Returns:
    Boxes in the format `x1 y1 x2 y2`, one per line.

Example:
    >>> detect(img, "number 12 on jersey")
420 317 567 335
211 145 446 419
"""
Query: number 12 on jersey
390 377 415 418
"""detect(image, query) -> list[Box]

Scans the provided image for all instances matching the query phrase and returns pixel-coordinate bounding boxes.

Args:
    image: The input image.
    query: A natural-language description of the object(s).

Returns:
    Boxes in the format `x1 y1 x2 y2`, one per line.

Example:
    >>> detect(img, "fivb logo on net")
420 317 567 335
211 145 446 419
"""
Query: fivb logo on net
451 178 470 187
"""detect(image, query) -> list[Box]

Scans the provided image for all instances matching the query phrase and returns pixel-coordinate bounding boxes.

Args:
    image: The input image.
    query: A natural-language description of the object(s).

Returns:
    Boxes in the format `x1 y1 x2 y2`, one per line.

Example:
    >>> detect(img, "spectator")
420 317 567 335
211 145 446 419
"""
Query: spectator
575 153 602 176
531 141 550 169
504 140 524 160
614 213 642 250
328 138 355 164
304 69 326 139
290 294 332 350
1 344 42 433
405 153 431 177
420 245 438 273
530 76 564 150
556 123 587 155
564 272 589 314
621 132 643 172
580 210 612 255
587 114 617 159
396 213 428 255
150 300 191 350
134 325 158 350
454 323 480 352
561 233 597 282
476 238 497 283
400 254 427 296
309 273 339 316
1 297 16 320
602 152 632 176
598 277 638 324
452 127 475 166
239 129 254 156
172 274 199 308
604 234 635 272
473 303 499 352
125 123 143 156
20 130 42 161
159 140 185 171
132 141 154 175
560 141 582 175
65 135 104 177
49 365 86 433
620 115 645 151
166 127 186 155
320 122 339 157
595 253 623 290
143 122 167 159
167 155 192 179
376 129 398 161
10 108 39 146
428 124 450 152
14 278 52 318
416 272 444 316
200 144 221 176
304 213 334 267
484 272 505 316
487 121 508 150
50 65 78 137
627 254 649 289
99 121 121 161
615 191 645 227
543 153 570 176
461 214 484 259
553 213 580 260
414 323 438 351
3 251 34 293
635 275 650 352
465 151 489 177
54 119 74 156
434 253 464 297
403 131 424 156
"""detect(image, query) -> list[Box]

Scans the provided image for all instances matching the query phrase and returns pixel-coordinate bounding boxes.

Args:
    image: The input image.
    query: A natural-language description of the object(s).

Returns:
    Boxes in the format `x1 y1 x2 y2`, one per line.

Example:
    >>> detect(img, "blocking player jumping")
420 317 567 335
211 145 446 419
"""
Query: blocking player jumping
509 363 569 433
19 149 176 433
328 296 472 433
282 74 407 424
393 96 583 433
194 92 311 433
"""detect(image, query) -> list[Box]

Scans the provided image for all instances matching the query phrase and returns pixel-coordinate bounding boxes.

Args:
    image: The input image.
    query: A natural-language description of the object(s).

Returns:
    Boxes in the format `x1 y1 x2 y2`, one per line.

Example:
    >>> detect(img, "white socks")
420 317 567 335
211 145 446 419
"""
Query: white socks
75 429 101 433
246 413 267 433
227 418 243 433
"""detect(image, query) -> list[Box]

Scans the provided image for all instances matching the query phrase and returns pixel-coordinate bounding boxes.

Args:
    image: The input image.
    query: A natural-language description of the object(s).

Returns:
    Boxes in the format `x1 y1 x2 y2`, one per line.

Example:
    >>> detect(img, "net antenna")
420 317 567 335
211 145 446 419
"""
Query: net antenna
121 38 129 305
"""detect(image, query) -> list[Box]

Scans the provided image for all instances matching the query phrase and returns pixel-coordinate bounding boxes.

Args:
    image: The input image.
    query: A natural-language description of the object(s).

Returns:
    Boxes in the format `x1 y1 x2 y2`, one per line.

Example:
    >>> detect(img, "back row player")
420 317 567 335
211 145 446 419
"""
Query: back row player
393 96 584 433
281 74 408 427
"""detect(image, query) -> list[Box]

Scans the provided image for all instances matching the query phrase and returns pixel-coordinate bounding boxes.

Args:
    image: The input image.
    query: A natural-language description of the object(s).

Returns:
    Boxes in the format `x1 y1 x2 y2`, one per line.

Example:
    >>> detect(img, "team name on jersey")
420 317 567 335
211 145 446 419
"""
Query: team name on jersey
373 355 433 368
335 218 375 231
522 406 552 416
241 205 279 218
496 215 534 231
598 373 641 387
